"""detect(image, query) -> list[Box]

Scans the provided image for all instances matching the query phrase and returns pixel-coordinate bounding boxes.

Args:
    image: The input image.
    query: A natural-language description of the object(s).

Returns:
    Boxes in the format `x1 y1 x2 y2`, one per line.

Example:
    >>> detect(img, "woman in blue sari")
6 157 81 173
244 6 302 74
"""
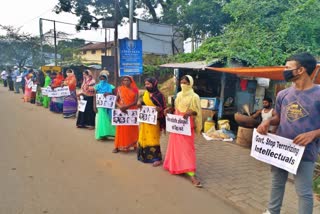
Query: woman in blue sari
93 70 116 140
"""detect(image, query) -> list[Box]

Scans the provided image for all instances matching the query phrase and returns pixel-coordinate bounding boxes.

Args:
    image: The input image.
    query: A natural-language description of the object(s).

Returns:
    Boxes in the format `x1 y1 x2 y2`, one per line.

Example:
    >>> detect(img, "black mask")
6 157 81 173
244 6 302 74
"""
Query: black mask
146 87 154 92
283 69 295 82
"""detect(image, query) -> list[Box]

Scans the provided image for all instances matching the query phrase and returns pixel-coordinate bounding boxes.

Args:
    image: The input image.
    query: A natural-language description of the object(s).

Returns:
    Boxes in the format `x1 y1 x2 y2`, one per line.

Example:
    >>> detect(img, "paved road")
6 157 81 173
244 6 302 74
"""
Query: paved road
0 86 241 214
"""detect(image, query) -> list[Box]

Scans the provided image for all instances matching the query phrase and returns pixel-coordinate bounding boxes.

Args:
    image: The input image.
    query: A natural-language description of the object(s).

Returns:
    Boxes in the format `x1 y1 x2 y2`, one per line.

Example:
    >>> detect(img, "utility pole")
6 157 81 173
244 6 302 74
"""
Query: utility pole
129 0 133 40
39 18 44 65
53 21 57 66
114 0 118 86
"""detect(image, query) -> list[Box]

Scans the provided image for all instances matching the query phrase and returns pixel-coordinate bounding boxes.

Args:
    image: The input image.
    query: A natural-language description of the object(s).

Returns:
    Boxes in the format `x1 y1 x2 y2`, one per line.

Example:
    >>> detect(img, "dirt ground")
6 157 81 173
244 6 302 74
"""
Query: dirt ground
0 86 241 214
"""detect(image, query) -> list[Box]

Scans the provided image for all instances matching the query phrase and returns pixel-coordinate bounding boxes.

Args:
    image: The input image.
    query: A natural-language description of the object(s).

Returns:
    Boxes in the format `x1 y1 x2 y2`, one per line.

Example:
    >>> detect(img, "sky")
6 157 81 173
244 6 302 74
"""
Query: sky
0 0 191 52
0 0 133 43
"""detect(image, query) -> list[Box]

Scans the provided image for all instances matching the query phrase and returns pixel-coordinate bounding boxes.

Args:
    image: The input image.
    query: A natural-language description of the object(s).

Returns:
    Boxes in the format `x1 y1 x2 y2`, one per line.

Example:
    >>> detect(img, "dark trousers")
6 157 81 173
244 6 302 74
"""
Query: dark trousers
3 80 7 87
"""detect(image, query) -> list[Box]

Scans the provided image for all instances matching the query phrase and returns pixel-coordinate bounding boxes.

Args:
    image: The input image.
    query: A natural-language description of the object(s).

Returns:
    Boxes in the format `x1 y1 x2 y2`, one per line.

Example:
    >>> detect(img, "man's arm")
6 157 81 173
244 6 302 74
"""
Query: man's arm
251 109 262 119
293 129 320 146
256 112 280 135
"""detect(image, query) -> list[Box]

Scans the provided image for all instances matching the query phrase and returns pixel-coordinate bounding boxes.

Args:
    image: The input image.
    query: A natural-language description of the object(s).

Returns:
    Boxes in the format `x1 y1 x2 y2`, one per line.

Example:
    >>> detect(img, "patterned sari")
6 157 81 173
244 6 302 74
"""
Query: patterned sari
63 73 77 118
114 77 139 151
137 78 166 163
50 74 64 113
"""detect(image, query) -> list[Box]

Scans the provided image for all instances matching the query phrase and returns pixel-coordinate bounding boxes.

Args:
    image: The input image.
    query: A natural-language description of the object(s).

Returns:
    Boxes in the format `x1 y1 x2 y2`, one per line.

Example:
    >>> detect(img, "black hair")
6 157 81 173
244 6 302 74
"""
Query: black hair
84 70 89 75
180 75 190 83
51 72 57 76
66 69 73 73
286 52 317 75
263 97 272 103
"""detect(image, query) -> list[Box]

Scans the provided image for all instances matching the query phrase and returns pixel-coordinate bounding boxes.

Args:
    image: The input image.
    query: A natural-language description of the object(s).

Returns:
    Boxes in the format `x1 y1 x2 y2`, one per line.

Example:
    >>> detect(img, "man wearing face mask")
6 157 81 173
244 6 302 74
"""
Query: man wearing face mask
258 53 320 214
251 97 277 133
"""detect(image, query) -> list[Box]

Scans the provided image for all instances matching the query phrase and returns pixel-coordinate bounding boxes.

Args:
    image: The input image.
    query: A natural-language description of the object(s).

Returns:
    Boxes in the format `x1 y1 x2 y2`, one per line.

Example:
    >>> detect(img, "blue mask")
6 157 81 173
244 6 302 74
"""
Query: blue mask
283 69 295 82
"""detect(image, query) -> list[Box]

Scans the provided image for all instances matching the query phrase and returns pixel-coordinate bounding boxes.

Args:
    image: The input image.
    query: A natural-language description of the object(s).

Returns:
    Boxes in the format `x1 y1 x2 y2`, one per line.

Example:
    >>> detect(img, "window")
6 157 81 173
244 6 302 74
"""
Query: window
91 50 96 54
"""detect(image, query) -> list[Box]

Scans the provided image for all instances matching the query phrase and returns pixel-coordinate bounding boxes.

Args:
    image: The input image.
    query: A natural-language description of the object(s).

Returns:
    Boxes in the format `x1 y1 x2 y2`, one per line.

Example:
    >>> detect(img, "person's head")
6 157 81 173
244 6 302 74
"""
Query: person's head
262 98 272 109
51 72 57 79
144 77 158 93
284 52 317 82
180 75 194 93
83 70 89 77
46 70 51 76
66 69 74 77
99 70 109 82
121 76 132 87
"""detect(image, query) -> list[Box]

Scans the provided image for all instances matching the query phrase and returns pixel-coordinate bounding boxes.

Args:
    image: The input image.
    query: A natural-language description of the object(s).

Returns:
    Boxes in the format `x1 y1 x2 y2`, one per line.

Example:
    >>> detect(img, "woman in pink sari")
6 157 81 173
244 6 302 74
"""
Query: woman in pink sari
23 73 33 102
163 75 203 187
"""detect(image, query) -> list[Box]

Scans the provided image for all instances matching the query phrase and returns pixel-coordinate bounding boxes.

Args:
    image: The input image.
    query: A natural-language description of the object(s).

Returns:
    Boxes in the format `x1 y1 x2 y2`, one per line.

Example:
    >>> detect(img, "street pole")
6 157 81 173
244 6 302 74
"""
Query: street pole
129 0 133 40
39 18 44 65
114 0 118 86
53 21 57 66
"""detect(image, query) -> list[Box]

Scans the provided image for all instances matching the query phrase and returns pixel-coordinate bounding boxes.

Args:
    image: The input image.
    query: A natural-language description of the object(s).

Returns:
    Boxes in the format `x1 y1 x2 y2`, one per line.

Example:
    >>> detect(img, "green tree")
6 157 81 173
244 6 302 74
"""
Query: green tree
57 38 85 62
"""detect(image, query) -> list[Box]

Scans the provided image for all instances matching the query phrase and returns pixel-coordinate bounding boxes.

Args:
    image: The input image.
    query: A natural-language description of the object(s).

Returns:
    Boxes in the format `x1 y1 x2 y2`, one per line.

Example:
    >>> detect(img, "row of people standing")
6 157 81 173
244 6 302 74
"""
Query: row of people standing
2 67 203 188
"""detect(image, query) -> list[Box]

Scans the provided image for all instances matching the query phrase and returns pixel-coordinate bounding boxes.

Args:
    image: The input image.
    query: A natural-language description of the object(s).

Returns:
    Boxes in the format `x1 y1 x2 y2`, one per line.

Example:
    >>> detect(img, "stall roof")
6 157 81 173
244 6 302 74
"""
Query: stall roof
160 59 221 70
206 65 320 83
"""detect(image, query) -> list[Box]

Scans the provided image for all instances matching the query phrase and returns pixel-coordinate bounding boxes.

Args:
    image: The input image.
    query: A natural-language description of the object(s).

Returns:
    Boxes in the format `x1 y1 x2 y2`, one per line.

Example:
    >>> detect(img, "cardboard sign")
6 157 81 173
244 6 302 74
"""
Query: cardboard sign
31 84 37 92
96 94 116 109
78 100 87 112
138 106 158 125
41 87 48 96
251 129 305 174
47 87 71 97
166 114 191 136
27 80 33 89
111 109 139 126
16 76 22 82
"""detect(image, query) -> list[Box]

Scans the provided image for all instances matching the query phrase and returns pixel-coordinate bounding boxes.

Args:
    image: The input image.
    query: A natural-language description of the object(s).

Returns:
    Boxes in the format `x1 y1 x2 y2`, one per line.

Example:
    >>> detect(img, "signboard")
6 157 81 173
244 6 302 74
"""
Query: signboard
27 80 33 89
111 109 139 126
96 94 116 109
251 129 305 174
47 86 70 97
166 114 191 136
78 100 87 112
41 87 48 96
16 76 22 83
138 106 158 125
119 39 143 76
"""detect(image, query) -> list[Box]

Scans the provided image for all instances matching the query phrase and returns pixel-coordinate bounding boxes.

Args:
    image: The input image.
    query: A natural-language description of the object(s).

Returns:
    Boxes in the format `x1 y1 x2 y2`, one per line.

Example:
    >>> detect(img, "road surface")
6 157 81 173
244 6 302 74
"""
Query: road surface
0 86 241 214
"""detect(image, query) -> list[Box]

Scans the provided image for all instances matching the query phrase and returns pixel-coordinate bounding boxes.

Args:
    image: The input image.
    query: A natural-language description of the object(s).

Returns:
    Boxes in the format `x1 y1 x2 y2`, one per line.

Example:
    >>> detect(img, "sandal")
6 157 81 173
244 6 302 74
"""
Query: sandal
112 148 119 153
152 161 162 167
191 176 203 188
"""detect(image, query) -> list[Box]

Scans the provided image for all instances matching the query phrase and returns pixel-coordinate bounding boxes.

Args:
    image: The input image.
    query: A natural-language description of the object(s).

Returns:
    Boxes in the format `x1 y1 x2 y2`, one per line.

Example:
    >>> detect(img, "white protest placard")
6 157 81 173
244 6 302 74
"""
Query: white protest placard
47 87 70 97
41 87 48 96
31 84 37 92
111 109 139 126
166 114 191 136
78 100 87 112
251 129 305 174
138 106 158 125
96 94 116 109
16 76 22 82
27 80 33 89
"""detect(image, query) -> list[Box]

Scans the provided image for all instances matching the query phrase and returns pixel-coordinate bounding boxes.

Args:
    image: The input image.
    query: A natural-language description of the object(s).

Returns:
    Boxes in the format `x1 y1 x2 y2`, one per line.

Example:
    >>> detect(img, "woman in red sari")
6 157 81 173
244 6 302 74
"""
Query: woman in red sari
49 72 64 113
113 76 139 153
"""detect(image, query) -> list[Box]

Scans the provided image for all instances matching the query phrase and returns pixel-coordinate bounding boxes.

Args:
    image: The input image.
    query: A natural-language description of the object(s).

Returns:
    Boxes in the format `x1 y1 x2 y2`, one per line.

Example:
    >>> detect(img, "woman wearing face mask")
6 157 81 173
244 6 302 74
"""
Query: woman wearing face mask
93 70 116 140
62 69 78 118
113 76 139 153
163 75 203 187
137 77 166 166
76 70 96 129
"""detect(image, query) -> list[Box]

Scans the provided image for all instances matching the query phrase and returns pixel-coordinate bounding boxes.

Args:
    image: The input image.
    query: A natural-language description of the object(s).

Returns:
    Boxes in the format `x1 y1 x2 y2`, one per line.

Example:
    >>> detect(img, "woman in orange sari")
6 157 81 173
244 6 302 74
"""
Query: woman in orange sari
113 76 139 153
49 72 64 113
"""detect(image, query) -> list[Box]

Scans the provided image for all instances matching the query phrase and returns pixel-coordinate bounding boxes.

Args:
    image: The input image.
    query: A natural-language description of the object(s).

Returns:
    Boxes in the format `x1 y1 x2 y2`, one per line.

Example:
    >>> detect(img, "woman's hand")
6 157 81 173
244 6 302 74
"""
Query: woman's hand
103 92 111 97
93 107 98 113
155 106 161 112
119 105 128 113
183 110 194 120
164 107 173 116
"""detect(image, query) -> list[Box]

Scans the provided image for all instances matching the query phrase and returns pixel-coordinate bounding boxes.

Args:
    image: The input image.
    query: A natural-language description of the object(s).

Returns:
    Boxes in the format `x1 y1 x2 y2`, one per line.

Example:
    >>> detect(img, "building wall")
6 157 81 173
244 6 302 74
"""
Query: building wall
80 49 113 64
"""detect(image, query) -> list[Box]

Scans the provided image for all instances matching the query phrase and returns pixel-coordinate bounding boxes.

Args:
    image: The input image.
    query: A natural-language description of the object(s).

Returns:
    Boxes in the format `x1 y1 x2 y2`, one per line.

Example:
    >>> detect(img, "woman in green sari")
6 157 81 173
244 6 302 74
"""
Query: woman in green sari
42 71 51 108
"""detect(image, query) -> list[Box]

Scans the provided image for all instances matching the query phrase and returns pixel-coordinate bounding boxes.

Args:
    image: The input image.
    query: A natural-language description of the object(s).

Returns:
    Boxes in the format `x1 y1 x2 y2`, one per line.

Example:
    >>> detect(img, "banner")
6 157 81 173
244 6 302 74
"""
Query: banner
111 109 139 126
119 39 143 76
47 86 71 97
27 80 33 89
96 94 116 109
251 129 305 174
166 114 191 136
78 100 87 112
31 84 37 92
138 106 158 125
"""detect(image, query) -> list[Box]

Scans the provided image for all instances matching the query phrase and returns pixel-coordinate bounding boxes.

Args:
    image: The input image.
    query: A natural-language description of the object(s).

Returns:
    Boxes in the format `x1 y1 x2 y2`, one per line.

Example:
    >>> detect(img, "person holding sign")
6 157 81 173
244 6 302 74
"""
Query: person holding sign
137 77 166 167
62 69 78 118
258 53 320 214
35 70 45 106
42 71 51 108
93 70 116 140
29 69 38 104
76 70 96 129
113 76 139 153
163 75 203 187
23 72 33 102
49 72 64 113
